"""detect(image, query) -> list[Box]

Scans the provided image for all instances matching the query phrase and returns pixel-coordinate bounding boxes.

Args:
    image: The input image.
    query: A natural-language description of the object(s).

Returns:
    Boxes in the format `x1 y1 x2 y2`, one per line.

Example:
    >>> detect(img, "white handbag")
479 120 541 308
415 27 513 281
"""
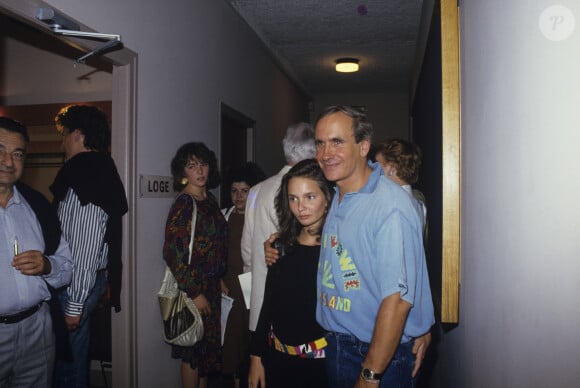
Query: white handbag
158 198 204 346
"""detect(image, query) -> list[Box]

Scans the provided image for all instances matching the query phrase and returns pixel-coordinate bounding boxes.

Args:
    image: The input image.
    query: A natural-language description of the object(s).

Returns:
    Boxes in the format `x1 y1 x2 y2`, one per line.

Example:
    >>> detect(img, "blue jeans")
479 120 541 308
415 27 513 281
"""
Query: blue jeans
54 271 107 388
324 332 416 388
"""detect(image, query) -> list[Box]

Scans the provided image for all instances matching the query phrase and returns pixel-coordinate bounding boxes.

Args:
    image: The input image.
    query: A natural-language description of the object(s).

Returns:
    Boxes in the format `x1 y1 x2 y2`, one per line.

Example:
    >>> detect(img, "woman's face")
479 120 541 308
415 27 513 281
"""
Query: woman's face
183 157 209 189
287 176 327 231
230 181 251 213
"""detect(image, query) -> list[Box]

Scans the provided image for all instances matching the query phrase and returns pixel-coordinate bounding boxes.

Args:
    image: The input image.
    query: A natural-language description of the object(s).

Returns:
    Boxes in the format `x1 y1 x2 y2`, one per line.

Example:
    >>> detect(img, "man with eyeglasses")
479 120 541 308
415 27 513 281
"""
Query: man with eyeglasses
0 117 73 387
50 105 128 388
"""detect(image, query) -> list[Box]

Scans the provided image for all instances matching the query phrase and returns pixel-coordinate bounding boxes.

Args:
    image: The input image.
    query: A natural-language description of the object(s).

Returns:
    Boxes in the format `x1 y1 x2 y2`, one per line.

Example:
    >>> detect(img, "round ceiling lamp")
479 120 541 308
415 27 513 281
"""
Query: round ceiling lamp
335 58 359 73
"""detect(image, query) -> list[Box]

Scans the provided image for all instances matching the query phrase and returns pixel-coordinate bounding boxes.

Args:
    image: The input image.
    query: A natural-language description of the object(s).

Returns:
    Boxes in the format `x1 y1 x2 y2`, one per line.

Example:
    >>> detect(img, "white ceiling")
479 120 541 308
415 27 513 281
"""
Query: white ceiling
225 0 424 95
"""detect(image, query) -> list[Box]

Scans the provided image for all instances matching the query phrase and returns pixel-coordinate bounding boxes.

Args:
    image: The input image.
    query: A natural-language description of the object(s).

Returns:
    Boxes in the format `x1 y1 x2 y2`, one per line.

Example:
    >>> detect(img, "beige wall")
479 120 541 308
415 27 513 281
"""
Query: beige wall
312 91 410 141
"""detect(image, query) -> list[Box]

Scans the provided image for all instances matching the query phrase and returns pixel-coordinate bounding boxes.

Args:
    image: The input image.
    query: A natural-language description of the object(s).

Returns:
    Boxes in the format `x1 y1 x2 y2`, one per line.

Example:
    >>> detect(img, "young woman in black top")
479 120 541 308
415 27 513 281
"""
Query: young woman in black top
248 159 333 388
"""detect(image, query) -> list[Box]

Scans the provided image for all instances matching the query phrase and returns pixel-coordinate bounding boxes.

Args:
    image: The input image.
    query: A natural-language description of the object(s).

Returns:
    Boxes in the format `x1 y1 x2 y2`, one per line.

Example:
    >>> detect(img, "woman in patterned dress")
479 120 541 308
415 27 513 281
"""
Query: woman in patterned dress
164 142 228 388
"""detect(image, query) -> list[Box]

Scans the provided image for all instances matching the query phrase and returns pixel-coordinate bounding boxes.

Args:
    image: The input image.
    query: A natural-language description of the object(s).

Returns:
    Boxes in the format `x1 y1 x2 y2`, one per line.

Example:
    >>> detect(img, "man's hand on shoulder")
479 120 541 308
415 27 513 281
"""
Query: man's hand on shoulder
264 233 280 266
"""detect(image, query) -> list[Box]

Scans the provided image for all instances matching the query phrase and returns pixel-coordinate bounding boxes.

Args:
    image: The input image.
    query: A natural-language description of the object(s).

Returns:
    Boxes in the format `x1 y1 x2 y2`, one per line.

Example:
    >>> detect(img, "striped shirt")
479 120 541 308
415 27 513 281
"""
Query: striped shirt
57 188 109 316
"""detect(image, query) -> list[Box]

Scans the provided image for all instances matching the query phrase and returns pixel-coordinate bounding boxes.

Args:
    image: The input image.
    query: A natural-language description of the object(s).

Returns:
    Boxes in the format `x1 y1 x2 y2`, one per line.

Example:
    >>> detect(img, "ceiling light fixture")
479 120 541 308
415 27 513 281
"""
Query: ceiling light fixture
335 58 359 73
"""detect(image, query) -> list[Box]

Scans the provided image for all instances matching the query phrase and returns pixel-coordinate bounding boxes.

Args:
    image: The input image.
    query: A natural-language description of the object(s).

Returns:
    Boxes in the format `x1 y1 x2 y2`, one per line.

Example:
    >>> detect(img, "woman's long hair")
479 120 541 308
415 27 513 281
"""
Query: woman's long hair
275 159 334 246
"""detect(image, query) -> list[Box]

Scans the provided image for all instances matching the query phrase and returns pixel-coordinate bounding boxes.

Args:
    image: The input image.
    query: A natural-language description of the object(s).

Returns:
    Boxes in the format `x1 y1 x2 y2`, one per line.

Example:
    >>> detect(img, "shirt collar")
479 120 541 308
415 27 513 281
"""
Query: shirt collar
9 185 23 206
332 161 383 196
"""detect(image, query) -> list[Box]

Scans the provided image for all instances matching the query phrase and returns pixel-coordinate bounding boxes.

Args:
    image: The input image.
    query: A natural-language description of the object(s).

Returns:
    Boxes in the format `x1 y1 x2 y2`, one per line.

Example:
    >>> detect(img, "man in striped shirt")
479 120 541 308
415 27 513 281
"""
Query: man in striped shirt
51 105 128 388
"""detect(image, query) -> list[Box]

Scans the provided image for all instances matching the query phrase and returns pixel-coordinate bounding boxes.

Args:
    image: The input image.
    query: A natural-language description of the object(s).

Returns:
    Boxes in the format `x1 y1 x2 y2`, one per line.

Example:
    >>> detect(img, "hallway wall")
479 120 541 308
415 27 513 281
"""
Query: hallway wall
432 1 580 386
313 91 410 141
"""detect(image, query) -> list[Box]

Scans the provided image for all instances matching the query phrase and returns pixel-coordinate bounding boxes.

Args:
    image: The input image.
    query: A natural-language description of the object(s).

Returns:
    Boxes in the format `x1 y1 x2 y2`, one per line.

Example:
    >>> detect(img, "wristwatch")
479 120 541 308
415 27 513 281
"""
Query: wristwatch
361 367 384 382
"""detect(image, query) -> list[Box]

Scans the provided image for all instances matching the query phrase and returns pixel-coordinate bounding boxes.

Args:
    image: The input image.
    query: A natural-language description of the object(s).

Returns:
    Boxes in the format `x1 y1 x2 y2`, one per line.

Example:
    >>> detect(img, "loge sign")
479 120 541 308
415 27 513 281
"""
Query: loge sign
140 175 174 198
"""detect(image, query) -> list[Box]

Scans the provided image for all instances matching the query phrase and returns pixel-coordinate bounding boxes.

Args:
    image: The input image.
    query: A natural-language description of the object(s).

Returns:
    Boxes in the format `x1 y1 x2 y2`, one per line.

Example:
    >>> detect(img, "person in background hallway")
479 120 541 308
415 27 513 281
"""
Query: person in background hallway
241 122 315 334
373 138 432 380
249 159 332 388
220 162 265 388
164 142 228 388
374 139 427 236
51 105 128 388
0 117 73 388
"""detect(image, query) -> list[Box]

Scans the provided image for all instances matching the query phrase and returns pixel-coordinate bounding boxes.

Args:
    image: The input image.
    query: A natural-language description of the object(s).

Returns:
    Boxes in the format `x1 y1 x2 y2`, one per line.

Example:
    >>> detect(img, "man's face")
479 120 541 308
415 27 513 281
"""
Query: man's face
314 112 369 189
60 128 80 160
0 128 26 188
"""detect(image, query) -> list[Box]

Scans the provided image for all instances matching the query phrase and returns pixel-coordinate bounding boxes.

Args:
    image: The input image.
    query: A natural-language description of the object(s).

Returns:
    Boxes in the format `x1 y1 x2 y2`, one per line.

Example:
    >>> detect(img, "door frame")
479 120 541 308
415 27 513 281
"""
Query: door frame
0 1 138 385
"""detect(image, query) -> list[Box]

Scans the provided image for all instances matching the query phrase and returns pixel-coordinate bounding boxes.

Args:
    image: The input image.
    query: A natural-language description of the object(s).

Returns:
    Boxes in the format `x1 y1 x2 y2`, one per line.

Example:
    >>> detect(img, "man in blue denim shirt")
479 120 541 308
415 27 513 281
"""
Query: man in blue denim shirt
313 106 434 388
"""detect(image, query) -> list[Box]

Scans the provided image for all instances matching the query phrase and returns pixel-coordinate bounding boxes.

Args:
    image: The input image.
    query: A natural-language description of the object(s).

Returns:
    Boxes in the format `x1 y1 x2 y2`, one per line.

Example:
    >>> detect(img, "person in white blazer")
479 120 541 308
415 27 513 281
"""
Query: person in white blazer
241 122 316 332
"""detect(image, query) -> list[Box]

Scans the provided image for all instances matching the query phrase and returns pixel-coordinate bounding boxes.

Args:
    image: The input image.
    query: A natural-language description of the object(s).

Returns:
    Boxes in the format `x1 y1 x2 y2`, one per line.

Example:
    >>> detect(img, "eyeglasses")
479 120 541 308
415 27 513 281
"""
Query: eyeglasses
0 148 25 161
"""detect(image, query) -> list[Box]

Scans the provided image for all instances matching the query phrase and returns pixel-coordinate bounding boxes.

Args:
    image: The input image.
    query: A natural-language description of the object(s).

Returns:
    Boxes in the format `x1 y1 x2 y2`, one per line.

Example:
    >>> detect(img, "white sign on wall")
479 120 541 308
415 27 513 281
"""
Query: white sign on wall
139 175 174 198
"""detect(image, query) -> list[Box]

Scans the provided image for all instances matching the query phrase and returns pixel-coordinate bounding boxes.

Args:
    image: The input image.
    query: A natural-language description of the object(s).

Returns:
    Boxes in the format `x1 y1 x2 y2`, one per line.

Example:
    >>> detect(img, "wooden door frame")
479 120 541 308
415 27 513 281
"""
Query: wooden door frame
0 1 138 385
412 0 461 324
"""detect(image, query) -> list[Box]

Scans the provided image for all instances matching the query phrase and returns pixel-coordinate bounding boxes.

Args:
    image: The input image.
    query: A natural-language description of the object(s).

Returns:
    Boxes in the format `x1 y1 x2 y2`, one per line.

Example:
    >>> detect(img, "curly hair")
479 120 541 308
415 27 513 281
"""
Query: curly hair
275 159 334 246
55 105 110 153
375 138 422 184
170 142 221 191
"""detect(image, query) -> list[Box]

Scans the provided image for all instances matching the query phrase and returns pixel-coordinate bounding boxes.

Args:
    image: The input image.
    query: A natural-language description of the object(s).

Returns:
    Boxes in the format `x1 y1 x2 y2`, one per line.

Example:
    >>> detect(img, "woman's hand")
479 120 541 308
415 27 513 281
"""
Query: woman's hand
248 355 266 388
192 294 211 315
263 233 280 266
412 332 432 377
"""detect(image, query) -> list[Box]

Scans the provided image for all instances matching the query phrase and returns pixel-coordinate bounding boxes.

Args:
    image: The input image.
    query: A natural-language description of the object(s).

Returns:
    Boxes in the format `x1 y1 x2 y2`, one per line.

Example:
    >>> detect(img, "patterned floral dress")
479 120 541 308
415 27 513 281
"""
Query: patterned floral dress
163 192 228 375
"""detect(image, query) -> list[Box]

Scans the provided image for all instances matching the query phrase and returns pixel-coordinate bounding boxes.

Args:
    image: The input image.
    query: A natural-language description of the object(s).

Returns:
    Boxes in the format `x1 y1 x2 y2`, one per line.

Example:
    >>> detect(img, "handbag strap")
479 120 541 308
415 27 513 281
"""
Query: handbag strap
188 197 198 266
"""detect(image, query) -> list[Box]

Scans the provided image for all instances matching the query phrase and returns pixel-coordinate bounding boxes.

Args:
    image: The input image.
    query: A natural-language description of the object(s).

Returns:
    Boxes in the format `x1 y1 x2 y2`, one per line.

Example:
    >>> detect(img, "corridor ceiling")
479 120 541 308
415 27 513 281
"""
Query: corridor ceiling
224 0 424 95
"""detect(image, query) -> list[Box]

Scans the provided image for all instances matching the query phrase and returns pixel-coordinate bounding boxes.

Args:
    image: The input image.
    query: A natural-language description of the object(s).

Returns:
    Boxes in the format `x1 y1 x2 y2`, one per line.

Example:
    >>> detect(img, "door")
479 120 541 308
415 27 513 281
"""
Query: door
220 103 255 208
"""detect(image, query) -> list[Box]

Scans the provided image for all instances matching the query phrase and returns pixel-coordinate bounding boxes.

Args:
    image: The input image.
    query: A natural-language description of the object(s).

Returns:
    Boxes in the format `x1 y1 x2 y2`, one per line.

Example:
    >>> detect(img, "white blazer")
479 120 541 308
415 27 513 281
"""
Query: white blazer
241 165 291 331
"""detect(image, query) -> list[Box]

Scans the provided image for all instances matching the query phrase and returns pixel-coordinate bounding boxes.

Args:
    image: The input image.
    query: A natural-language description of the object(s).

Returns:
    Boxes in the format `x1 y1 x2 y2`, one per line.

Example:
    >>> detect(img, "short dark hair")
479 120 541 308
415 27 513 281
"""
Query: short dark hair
314 105 373 143
275 158 334 246
228 162 266 188
171 142 221 191
55 105 110 152
0 117 30 146
375 138 422 184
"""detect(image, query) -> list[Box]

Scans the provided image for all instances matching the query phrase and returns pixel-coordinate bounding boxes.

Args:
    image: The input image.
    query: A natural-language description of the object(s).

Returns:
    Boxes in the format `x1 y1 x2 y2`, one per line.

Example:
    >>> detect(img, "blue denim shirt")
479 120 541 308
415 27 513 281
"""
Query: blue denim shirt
316 162 434 343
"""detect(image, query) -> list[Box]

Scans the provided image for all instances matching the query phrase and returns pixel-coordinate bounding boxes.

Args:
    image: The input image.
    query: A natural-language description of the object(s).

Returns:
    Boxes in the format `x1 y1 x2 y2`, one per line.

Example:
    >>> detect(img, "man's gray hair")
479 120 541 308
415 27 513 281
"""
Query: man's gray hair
282 122 315 164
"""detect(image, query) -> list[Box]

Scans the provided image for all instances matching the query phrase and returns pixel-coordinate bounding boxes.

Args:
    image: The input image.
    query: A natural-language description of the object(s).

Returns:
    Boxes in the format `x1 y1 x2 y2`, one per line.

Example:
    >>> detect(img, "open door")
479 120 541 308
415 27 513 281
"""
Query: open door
220 103 255 208
0 2 137 387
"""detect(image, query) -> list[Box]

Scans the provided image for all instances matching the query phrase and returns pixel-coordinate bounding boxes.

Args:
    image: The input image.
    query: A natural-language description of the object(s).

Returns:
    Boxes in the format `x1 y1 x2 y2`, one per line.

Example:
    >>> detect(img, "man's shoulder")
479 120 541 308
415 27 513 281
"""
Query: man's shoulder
253 166 288 196
15 182 50 207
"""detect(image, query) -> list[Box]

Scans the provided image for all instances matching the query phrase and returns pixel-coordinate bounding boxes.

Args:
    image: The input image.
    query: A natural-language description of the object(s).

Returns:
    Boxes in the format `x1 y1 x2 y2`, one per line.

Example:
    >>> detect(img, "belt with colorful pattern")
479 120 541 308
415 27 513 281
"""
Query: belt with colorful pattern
270 331 327 359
